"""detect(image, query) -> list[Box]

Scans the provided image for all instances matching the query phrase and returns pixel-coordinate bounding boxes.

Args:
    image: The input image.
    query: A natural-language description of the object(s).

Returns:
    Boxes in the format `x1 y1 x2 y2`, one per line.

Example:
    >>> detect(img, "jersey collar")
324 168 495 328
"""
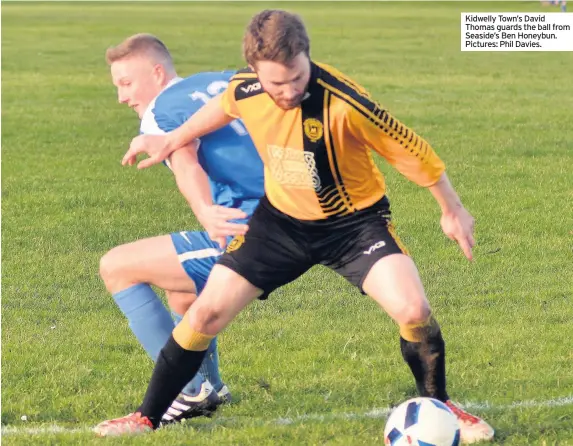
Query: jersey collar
142 76 184 120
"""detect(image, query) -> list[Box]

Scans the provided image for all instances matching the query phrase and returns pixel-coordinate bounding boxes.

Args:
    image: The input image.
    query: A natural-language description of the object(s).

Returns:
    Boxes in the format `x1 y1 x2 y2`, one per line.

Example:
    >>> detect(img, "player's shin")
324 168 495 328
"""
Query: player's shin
137 314 215 428
399 315 449 402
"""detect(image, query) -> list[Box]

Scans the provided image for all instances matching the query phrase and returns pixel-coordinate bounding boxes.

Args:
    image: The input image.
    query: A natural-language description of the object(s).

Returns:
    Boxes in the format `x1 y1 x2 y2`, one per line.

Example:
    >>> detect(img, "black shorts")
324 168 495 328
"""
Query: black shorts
217 196 408 298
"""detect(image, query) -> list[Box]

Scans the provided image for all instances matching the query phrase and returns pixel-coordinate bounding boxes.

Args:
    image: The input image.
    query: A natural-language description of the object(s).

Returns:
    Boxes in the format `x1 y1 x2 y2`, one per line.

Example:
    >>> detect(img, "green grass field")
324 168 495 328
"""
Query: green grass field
2 1 572 444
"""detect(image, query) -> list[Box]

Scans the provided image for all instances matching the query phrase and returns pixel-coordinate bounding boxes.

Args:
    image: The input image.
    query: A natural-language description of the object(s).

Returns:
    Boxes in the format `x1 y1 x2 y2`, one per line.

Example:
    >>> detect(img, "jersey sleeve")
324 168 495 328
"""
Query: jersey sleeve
220 79 242 119
345 103 445 187
140 109 177 135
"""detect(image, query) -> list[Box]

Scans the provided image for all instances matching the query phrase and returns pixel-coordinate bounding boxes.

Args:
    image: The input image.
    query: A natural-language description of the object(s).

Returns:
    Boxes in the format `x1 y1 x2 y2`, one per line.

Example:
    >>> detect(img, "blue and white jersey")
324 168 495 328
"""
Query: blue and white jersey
140 72 264 216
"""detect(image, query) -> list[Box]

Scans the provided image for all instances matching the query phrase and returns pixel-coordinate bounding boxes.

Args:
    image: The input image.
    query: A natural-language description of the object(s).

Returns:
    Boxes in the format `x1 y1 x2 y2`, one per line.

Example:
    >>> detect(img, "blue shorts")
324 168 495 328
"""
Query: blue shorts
170 231 234 294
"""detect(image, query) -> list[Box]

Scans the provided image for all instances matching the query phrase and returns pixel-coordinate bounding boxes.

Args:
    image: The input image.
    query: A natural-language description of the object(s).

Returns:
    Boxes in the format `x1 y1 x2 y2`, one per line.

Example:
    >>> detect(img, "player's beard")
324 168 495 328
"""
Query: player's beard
270 91 306 110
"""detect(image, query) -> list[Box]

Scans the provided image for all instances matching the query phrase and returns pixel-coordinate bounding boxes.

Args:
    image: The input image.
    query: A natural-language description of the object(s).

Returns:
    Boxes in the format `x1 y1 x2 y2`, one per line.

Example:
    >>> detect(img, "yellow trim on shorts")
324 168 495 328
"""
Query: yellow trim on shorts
387 222 410 255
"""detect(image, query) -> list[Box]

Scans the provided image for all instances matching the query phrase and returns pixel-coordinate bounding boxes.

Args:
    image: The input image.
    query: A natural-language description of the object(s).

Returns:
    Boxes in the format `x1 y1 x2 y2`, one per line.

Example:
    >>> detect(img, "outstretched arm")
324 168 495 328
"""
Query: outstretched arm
345 103 474 260
123 93 234 169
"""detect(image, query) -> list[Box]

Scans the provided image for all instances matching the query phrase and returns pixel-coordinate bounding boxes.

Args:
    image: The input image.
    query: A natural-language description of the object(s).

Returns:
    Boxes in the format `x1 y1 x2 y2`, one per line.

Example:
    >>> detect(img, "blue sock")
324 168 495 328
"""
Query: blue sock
171 311 207 396
113 284 175 362
202 337 223 392
172 311 224 392
112 284 205 396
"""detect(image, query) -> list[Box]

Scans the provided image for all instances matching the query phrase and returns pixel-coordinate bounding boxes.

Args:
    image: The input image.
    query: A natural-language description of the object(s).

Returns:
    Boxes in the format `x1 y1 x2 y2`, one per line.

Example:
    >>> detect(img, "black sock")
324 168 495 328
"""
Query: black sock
137 335 207 428
400 326 449 402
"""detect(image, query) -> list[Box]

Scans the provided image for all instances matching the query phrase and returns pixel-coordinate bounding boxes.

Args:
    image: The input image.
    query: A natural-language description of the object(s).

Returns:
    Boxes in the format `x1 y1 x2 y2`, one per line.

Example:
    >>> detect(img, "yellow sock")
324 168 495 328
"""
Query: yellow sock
399 315 440 343
172 312 215 351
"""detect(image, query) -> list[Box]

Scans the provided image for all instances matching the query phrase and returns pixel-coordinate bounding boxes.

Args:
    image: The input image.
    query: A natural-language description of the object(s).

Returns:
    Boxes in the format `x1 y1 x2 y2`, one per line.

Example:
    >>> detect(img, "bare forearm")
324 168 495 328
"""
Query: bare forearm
169 145 249 249
168 94 234 151
170 147 213 219
428 172 463 214
429 172 476 260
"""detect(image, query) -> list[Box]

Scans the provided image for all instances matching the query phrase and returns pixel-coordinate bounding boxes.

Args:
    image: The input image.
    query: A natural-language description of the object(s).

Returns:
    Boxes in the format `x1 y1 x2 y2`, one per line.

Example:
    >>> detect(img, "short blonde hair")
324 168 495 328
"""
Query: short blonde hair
243 10 310 67
105 33 174 70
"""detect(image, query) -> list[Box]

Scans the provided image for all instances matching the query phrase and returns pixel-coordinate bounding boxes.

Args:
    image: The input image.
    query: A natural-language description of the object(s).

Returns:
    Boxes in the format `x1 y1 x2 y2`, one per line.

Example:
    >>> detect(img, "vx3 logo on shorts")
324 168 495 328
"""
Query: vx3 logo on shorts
363 241 386 255
240 82 262 94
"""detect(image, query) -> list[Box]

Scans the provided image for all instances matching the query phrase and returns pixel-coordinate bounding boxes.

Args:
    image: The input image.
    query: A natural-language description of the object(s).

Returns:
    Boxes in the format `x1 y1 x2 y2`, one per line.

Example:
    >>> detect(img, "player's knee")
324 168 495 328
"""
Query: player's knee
173 312 215 351
99 247 131 293
188 302 225 334
99 249 117 290
395 300 432 326
395 300 440 343
399 313 442 343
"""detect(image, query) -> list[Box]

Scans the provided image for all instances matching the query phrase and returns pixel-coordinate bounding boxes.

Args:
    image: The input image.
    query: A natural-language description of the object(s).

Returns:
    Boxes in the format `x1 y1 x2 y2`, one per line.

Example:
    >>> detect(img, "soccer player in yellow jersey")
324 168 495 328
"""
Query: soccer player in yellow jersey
96 10 494 443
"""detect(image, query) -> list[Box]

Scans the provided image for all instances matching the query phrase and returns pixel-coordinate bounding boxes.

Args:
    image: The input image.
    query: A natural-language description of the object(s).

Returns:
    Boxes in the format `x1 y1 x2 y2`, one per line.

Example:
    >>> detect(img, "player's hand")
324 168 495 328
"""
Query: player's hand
440 205 475 261
122 134 174 169
198 205 249 249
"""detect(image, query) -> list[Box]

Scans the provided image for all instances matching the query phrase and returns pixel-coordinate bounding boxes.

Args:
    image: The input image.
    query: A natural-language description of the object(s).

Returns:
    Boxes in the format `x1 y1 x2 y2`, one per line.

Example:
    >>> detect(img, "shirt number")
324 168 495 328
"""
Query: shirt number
189 81 247 136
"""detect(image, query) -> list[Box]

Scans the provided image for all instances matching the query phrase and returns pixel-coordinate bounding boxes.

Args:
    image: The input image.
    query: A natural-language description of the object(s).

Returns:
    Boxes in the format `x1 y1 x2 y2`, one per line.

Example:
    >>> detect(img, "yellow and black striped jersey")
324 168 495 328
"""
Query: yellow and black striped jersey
221 61 445 220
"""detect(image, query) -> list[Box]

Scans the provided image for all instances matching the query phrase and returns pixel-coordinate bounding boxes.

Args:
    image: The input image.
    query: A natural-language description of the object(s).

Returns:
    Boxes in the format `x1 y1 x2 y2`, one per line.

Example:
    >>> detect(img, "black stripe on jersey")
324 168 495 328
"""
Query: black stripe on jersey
234 78 265 101
317 185 340 206
317 69 429 162
300 80 350 217
319 188 345 213
324 90 355 216
319 69 376 112
322 199 346 215
231 67 257 81
327 68 371 100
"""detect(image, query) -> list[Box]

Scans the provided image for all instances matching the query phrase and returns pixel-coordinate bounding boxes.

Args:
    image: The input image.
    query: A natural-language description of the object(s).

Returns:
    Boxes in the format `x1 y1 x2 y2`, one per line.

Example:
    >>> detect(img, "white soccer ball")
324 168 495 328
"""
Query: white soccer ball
384 397 460 446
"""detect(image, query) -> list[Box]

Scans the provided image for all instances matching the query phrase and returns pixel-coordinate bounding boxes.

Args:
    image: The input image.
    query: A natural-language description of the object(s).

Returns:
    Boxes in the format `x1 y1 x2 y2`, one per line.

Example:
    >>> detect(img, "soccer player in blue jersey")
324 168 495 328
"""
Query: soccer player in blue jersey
100 33 264 424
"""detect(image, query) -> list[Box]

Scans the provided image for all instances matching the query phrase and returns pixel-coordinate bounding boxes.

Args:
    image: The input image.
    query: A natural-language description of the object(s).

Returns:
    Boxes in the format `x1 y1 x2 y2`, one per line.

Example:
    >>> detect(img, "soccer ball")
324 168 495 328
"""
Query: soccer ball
384 397 460 446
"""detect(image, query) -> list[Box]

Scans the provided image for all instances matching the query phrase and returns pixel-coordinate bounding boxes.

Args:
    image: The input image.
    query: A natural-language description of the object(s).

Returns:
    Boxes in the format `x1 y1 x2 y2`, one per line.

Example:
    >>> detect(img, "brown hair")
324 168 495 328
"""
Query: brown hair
243 10 310 67
105 33 174 70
